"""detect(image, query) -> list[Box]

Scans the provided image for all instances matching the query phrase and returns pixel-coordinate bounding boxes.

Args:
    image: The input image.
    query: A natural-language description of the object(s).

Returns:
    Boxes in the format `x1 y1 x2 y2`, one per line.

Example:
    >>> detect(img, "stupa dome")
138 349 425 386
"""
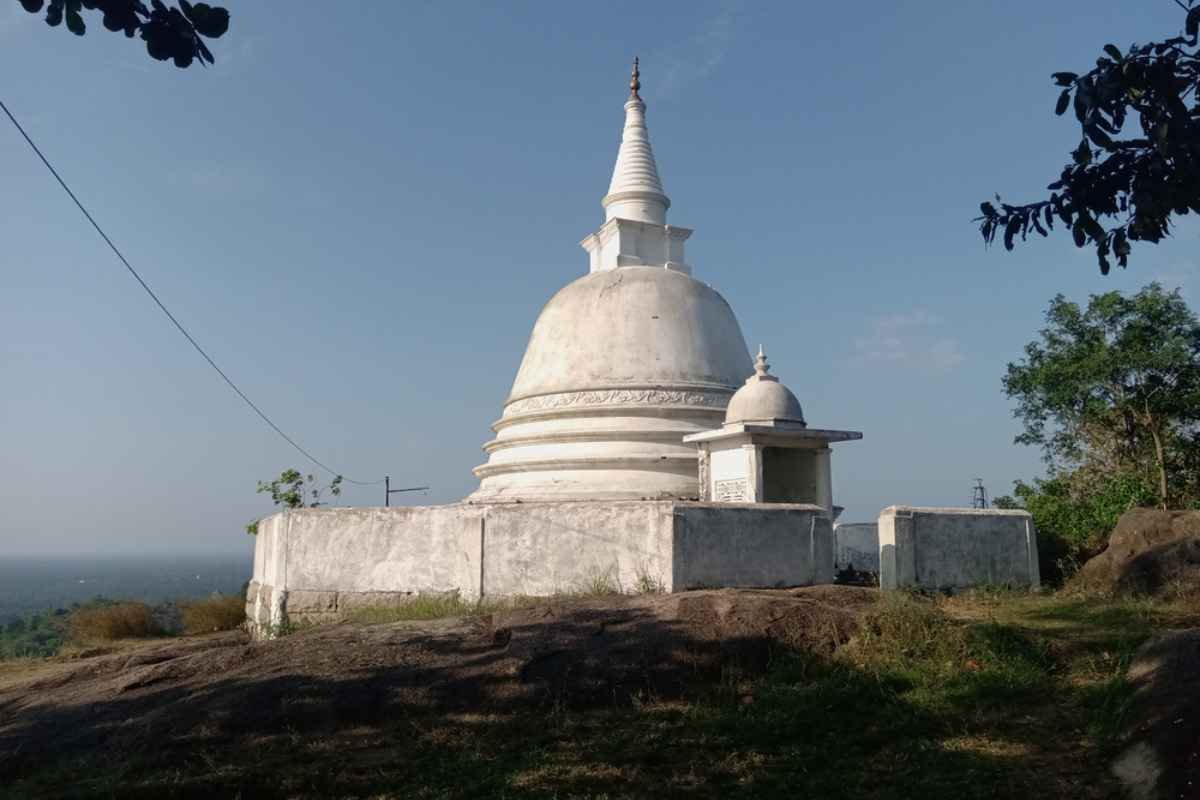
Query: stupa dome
724 348 806 426
471 266 752 502
470 61 753 501
509 267 751 399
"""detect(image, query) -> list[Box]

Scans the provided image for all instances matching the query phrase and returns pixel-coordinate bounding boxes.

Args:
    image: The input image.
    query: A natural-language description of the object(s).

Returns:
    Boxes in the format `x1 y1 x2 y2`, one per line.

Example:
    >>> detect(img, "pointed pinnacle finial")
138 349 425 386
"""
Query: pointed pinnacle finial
629 56 641 100
755 345 770 376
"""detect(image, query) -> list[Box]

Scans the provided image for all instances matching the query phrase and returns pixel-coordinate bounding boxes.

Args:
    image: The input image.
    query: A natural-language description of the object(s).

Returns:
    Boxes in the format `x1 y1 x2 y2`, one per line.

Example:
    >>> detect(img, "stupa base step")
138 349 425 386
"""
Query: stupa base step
246 501 833 637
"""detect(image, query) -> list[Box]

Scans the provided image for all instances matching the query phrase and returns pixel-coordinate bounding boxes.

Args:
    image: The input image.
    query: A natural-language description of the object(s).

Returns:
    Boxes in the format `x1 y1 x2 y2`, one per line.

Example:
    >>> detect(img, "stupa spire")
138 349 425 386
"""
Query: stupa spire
603 58 670 224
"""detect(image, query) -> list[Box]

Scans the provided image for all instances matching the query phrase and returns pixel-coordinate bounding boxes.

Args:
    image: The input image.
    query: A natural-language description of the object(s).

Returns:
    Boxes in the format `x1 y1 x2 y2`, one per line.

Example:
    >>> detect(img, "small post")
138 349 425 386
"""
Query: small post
385 479 431 507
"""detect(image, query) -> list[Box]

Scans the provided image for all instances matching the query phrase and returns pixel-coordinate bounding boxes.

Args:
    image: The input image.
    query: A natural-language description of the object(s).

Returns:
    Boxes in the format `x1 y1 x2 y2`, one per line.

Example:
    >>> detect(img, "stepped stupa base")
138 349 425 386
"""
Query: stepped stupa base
246 501 833 636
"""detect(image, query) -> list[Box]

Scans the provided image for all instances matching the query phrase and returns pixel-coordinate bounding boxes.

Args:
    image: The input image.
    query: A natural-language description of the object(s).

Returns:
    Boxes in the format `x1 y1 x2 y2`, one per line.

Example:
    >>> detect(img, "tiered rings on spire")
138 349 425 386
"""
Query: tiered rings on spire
603 57 669 224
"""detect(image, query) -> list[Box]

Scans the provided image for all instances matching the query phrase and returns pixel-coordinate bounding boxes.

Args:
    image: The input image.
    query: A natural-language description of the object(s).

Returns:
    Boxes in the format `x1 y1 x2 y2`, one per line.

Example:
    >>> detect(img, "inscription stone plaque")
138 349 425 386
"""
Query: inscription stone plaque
715 478 748 502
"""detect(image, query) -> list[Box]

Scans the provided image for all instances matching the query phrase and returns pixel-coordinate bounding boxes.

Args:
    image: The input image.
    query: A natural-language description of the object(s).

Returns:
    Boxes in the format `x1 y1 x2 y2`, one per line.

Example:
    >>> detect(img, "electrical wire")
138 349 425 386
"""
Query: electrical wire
1 97 384 487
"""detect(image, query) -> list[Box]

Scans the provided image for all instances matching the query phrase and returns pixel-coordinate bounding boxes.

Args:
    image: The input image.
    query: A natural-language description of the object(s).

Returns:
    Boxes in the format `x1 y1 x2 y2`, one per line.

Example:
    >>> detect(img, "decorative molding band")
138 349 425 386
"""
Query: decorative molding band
482 429 701 455
504 387 733 417
473 454 698 480
601 189 671 210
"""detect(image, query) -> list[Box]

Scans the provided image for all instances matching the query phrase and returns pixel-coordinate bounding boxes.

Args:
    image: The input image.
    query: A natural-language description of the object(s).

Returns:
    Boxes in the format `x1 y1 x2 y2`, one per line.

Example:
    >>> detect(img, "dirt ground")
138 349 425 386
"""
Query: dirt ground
0 587 874 794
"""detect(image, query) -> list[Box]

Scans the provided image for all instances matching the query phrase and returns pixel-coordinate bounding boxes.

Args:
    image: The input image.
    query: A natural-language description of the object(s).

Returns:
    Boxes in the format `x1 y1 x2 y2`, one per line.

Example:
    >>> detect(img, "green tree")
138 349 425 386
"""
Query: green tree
245 469 343 534
994 470 1156 582
977 1 1200 272
18 0 229 67
1004 283 1200 508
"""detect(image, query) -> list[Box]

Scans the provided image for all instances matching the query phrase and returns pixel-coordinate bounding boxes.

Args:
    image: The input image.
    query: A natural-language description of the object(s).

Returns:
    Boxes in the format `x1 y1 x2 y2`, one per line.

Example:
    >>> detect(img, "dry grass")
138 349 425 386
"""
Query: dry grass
345 594 510 624
181 595 246 634
69 602 162 643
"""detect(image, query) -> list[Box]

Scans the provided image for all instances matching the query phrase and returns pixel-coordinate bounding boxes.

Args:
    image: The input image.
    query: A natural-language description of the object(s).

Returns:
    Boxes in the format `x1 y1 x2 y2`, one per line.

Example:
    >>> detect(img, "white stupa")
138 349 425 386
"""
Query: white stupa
244 61 1036 637
471 60 754 501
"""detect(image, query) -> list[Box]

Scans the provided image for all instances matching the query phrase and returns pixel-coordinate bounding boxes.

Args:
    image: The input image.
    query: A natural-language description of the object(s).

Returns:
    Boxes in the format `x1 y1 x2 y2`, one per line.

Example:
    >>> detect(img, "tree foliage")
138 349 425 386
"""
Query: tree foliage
994 471 1156 583
256 469 343 510
245 469 343 534
977 1 1200 272
1004 284 1200 508
18 0 229 67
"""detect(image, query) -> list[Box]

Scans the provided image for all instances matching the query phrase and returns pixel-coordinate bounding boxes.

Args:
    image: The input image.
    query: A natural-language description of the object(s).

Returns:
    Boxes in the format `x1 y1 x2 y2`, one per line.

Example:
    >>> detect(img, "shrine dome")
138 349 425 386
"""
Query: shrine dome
470 60 753 502
724 347 806 426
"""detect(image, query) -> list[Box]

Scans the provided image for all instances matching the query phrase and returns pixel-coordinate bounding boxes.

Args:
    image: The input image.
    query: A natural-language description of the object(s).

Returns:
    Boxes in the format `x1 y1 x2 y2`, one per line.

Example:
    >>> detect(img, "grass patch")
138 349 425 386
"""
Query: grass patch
68 601 163 643
180 595 245 634
8 591 1200 799
344 594 509 624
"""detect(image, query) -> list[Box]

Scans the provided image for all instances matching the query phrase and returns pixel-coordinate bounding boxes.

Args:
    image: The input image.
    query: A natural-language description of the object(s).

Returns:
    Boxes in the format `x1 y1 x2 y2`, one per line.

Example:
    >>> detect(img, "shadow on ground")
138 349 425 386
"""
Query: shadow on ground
0 587 1143 799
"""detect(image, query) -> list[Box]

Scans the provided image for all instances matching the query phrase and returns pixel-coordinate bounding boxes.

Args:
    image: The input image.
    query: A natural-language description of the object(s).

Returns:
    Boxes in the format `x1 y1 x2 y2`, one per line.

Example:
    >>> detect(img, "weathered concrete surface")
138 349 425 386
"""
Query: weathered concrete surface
833 522 880 574
247 501 834 634
878 506 1040 592
482 501 674 596
673 504 833 588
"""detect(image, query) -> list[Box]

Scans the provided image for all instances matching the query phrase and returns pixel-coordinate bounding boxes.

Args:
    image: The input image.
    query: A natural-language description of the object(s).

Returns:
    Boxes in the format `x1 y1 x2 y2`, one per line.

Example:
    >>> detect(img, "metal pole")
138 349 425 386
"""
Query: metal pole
385 475 390 507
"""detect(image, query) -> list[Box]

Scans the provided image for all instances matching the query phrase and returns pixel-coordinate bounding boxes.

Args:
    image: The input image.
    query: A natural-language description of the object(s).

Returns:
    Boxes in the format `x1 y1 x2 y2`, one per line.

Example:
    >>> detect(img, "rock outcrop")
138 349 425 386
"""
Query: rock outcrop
1070 508 1200 597
1112 629 1200 799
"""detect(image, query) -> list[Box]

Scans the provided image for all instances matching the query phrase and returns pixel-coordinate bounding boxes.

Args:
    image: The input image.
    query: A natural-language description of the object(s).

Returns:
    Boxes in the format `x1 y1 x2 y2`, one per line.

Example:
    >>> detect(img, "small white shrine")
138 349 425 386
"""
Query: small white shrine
684 348 861 508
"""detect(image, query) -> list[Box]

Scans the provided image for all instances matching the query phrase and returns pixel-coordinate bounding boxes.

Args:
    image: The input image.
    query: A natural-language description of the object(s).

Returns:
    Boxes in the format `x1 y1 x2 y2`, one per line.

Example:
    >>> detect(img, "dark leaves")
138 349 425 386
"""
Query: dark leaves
1056 89 1071 116
1085 124 1114 150
978 1 1200 272
1072 139 1092 166
65 7 85 35
19 0 228 67
180 1 228 38
1004 217 1022 251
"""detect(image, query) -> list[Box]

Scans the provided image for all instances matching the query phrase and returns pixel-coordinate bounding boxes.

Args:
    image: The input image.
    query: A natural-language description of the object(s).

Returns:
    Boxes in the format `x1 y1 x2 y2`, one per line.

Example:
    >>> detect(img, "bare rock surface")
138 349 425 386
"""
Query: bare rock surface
1113 629 1200 800
0 587 875 784
1071 509 1200 597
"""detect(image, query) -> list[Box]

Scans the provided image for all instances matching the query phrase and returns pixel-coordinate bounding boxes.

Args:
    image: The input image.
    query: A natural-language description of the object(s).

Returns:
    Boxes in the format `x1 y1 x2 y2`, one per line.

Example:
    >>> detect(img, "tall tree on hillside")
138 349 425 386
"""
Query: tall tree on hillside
977 1 1200 273
17 0 229 67
1004 284 1200 508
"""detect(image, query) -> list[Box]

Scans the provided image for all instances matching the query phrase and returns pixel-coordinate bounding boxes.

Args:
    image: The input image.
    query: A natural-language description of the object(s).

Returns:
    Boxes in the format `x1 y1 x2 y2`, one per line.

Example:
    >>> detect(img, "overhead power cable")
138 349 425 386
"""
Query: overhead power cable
1 97 383 487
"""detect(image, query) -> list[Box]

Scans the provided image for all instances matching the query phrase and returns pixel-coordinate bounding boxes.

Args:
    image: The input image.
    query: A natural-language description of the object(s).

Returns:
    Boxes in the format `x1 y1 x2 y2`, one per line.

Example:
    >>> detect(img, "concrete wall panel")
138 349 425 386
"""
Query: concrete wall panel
834 522 880 573
878 506 1039 591
481 501 675 596
281 506 483 597
672 504 833 589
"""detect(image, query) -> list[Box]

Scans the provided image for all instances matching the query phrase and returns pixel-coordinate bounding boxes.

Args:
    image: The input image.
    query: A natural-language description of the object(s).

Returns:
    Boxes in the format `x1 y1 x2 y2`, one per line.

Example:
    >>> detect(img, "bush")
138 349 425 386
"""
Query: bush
0 610 70 659
998 471 1156 584
69 601 163 642
180 595 245 634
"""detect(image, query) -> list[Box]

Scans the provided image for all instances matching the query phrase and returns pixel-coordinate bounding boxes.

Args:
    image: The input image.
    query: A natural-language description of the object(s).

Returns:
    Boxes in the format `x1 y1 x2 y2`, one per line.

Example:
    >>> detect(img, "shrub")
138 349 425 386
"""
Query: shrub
180 595 245 634
69 601 163 642
0 610 70 659
998 470 1156 584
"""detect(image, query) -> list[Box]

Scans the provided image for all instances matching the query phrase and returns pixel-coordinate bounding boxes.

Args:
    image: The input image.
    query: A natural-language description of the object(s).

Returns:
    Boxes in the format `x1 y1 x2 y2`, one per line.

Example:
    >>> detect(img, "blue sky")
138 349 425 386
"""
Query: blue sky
2 1 1197 556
